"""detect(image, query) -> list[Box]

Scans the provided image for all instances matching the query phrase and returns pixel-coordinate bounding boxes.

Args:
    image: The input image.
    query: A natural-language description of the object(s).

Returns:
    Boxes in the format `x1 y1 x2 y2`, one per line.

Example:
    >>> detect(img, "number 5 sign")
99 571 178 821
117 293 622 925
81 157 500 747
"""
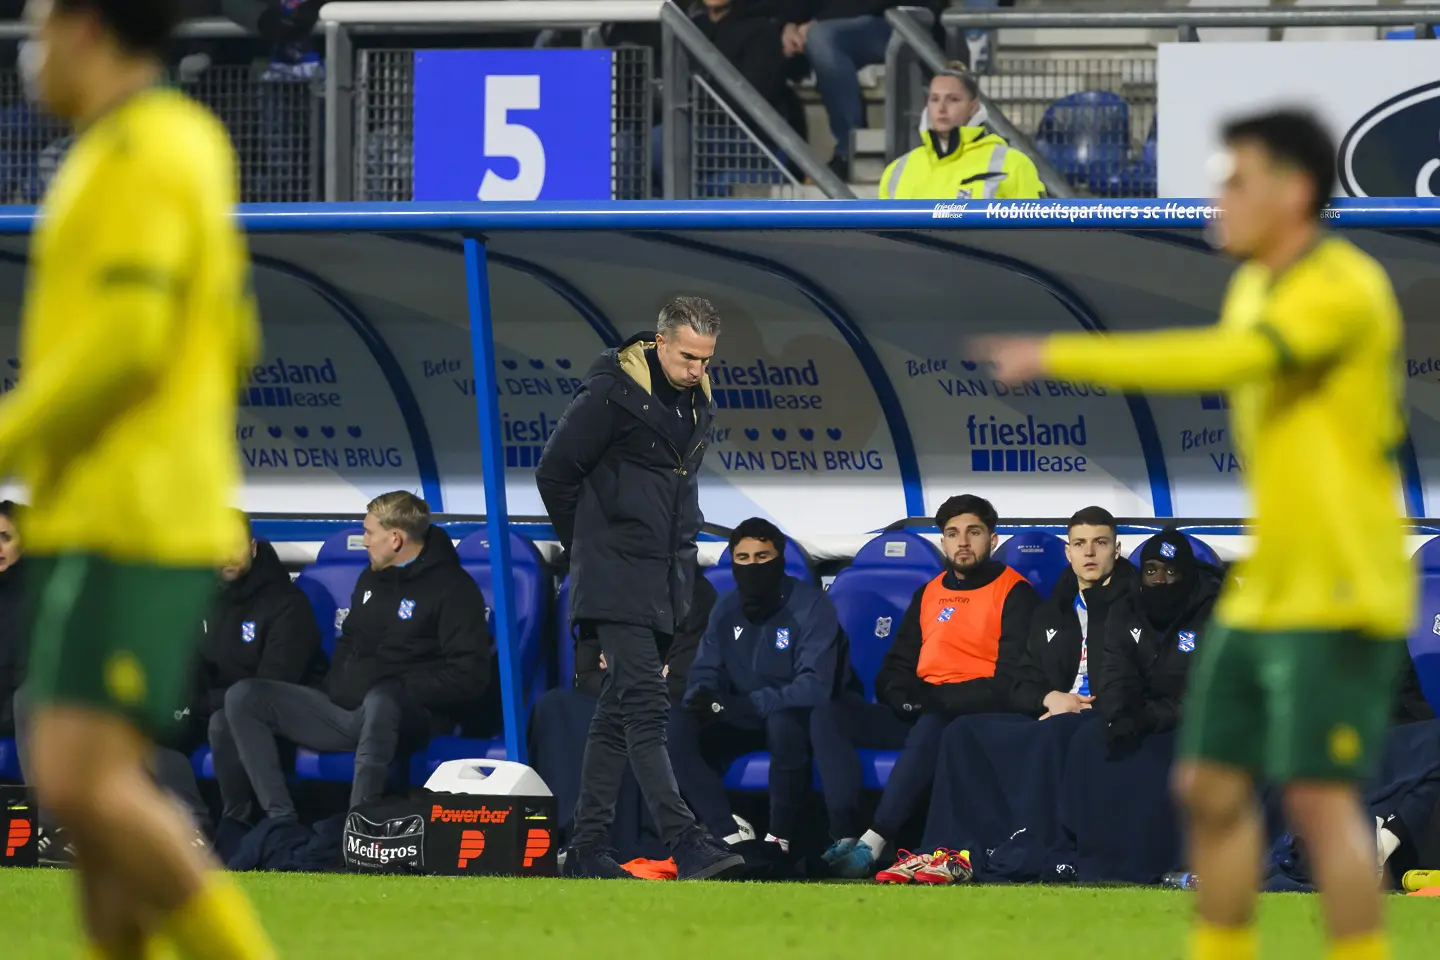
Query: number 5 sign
412 49 614 202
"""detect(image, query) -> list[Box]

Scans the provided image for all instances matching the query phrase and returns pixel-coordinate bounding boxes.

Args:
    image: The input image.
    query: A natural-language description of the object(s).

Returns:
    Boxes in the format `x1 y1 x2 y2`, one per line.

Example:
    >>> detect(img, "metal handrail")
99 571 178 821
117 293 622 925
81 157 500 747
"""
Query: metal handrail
884 7 1073 199
318 0 843 200
660 3 852 198
692 73 803 194
0 17 249 40
939 5 1439 40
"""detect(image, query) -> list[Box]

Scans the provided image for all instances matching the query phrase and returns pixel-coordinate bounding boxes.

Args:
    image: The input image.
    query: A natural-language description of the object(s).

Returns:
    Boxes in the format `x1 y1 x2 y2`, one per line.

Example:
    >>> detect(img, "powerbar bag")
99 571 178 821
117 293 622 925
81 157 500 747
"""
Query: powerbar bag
342 796 426 874
343 790 558 877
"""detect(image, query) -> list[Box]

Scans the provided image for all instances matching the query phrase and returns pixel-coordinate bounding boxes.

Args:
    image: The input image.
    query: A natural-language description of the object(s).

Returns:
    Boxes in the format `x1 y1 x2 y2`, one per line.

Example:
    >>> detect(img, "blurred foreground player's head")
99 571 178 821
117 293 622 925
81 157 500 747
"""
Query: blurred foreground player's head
24 0 181 121
363 491 431 571
1213 109 1336 262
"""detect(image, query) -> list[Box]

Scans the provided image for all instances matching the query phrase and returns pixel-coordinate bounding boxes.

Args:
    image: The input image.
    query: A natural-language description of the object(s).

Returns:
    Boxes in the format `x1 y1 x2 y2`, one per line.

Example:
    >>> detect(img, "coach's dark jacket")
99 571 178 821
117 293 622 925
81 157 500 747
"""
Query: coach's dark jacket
1011 559 1139 717
325 526 491 721
1095 565 1222 736
192 539 327 718
536 333 716 635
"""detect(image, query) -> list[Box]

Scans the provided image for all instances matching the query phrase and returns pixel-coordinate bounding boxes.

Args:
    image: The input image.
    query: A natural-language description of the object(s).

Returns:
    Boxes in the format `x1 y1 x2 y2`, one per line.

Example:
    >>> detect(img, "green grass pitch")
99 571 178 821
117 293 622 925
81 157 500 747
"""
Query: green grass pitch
3 869 1438 958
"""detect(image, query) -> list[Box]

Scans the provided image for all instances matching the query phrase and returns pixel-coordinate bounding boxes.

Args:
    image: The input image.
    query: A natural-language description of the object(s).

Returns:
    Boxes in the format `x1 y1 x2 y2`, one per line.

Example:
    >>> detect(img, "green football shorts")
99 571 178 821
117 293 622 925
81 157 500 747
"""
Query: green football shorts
1177 623 1406 782
24 553 217 736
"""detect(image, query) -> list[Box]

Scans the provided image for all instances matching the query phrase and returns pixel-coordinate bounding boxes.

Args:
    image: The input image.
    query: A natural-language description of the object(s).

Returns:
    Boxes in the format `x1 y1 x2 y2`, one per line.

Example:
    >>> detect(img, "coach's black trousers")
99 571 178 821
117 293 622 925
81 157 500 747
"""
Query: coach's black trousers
571 621 697 849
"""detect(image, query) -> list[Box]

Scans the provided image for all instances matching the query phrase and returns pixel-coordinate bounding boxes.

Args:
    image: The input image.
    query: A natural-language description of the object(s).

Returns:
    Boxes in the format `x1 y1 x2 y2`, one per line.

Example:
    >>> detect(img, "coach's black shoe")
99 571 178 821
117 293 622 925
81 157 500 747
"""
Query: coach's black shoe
36 826 77 867
561 844 635 879
674 830 746 881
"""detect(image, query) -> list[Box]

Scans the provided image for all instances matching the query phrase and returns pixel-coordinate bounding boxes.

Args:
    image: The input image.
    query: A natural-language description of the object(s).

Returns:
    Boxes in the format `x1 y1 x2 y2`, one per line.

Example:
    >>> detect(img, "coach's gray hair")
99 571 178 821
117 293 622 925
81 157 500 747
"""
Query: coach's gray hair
656 295 722 339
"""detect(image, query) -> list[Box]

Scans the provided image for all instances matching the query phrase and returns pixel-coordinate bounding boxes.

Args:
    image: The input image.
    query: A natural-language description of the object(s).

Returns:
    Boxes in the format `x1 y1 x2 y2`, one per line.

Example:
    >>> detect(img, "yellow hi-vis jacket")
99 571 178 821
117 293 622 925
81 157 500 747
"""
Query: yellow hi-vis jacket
879 126 1046 201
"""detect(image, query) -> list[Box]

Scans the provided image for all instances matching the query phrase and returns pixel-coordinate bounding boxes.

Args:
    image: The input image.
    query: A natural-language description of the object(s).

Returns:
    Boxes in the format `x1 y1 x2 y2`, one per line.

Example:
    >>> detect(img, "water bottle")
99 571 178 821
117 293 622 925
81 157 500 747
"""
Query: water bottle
1162 871 1200 890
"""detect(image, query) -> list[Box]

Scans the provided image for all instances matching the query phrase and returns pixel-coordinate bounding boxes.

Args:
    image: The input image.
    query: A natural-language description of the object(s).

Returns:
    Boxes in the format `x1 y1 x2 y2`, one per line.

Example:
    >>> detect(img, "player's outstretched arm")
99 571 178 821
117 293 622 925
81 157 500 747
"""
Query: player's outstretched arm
1045 326 1284 392
973 303 1354 394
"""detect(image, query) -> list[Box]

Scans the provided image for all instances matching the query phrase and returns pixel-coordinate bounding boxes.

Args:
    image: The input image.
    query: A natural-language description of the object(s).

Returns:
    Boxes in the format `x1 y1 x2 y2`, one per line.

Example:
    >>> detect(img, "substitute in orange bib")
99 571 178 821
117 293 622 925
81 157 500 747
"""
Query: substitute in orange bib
812 494 1038 879
878 68 1046 201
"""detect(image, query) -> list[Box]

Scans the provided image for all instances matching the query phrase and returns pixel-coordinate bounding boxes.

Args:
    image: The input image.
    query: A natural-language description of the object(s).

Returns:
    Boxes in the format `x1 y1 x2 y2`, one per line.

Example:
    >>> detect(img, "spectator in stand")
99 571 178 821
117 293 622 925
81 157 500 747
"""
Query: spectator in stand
224 492 490 831
669 519 854 856
811 494 1037 879
0 501 23 739
528 566 718 860
1061 528 1221 884
652 0 806 194
879 67 1045 200
920 507 1137 878
198 515 328 828
769 0 918 179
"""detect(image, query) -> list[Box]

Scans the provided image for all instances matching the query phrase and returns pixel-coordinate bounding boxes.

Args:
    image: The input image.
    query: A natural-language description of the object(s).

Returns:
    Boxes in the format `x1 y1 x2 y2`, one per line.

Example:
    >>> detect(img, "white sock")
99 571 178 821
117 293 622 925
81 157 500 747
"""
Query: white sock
1376 829 1399 863
858 829 886 857
764 834 790 853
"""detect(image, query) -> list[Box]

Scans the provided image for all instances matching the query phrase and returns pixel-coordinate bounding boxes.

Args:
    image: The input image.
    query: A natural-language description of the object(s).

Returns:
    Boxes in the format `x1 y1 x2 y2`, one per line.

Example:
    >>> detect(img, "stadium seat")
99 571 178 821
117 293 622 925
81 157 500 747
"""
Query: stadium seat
294 527 368 659
408 734 509 783
995 530 1070 600
1034 91 1130 193
1408 537 1440 709
1127 532 1222 569
0 736 20 780
456 529 551 709
828 530 946 699
705 536 815 595
721 747 895 792
190 746 214 780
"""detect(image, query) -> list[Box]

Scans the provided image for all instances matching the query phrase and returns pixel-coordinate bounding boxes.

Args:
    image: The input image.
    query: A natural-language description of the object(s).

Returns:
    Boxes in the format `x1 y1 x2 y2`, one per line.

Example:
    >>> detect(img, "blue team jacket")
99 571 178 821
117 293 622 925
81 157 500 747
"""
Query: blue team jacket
684 576 845 717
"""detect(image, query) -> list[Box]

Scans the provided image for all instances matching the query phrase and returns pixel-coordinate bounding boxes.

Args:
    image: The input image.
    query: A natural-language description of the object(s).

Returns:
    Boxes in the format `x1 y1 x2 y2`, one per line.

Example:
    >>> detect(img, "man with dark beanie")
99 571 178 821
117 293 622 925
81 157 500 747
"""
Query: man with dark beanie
814 494 1038 879
1062 527 1221 883
668 518 853 857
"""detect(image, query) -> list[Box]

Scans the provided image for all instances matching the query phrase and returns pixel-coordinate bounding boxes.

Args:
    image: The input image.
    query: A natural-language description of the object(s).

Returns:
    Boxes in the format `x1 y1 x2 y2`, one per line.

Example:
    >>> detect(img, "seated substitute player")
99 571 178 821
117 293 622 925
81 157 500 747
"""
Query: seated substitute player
1062 528 1221 884
812 494 1038 879
5 0 276 956
975 110 1412 960
224 492 490 825
920 506 1136 872
669 518 854 856
196 514 327 826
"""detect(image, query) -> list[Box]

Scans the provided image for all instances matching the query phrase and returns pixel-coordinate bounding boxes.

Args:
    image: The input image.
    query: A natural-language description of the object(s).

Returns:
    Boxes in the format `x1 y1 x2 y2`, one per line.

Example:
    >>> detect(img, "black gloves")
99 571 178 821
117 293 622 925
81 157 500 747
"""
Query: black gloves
1106 710 1153 755
686 689 725 724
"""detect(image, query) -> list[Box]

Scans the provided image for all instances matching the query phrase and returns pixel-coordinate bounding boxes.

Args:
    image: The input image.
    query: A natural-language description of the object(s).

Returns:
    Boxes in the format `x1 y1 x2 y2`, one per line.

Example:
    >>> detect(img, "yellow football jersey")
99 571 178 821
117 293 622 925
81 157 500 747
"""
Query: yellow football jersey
0 87 257 565
1046 236 1413 638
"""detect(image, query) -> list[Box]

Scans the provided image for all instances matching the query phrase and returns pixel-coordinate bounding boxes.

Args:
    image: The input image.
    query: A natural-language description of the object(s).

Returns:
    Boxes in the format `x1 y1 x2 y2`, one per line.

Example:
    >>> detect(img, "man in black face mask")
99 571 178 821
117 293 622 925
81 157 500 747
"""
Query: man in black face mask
1060 527 1221 883
668 518 851 857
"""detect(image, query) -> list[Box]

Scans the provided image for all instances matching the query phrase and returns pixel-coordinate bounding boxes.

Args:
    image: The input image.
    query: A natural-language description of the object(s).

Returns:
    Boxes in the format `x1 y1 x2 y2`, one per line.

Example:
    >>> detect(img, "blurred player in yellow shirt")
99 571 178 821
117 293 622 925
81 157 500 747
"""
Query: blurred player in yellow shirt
973 111 1408 960
6 1 272 957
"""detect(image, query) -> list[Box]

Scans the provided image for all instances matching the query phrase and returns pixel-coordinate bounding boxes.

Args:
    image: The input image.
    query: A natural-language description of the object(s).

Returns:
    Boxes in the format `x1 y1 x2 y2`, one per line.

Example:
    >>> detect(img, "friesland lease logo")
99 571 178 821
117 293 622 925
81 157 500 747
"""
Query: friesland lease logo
1339 80 1440 197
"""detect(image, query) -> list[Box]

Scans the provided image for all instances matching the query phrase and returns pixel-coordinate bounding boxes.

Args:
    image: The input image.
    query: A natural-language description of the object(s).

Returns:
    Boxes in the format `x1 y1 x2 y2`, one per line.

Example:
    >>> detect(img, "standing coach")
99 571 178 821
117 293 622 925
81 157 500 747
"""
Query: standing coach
537 296 745 881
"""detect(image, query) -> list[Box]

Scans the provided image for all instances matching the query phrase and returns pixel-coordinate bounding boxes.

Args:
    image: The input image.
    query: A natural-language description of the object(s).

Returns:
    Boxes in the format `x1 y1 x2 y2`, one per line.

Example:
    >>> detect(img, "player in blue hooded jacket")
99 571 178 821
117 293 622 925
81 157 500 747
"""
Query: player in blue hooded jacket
668 517 856 855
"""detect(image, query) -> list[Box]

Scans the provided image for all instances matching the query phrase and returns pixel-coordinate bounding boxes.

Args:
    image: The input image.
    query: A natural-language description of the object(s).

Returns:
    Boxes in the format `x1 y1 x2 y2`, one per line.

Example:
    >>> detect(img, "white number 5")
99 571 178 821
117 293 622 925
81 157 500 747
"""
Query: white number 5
478 74 545 201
